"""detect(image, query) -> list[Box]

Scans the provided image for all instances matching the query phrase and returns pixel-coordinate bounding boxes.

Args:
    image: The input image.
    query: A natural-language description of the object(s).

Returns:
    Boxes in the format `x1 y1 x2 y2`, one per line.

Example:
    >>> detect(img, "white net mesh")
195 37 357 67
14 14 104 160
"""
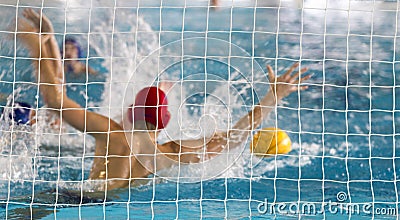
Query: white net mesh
0 0 399 218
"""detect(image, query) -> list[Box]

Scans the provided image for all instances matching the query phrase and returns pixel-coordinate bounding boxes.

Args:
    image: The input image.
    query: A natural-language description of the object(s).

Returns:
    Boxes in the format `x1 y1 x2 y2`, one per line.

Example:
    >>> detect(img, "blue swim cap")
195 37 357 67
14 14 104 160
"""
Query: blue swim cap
9 102 32 125
60 37 83 58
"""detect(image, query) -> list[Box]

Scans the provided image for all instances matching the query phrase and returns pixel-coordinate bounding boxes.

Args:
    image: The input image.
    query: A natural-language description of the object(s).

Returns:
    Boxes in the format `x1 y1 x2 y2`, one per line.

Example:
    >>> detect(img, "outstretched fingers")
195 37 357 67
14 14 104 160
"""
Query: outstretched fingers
282 62 299 79
287 84 309 93
267 65 276 83
267 63 312 93
288 75 311 93
290 67 308 83
23 9 39 29
293 74 312 84
22 9 53 34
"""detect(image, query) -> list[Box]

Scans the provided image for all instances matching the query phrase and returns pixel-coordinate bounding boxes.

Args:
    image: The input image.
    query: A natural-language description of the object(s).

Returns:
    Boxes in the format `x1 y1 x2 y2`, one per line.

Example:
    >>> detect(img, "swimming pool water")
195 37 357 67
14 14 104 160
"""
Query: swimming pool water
0 0 400 219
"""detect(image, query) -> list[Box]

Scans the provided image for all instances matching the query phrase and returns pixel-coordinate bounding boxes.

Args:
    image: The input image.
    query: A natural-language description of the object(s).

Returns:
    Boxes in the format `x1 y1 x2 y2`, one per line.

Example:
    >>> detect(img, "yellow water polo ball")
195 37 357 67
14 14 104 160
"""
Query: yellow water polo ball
250 127 292 157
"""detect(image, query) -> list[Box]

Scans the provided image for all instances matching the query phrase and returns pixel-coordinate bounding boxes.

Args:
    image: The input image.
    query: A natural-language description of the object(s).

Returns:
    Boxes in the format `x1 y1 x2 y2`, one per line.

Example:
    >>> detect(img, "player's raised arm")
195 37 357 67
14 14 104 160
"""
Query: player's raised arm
22 9 62 77
228 63 311 143
158 63 311 165
17 9 122 139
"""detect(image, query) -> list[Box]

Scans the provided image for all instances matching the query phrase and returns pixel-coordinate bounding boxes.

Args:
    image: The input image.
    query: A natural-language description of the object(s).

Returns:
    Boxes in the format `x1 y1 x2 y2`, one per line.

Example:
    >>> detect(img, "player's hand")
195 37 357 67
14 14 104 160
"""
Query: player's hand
267 63 311 100
22 8 54 34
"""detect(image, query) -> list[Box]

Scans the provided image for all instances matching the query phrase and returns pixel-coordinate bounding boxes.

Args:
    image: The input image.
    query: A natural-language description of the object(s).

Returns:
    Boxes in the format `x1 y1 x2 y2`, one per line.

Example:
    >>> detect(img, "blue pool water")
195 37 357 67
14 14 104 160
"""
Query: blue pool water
0 0 400 219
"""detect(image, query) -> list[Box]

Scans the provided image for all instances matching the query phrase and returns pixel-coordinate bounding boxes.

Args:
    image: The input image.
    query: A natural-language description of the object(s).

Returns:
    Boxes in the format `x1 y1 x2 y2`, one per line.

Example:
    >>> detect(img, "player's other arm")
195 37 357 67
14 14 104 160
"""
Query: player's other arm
228 63 310 144
158 137 228 164
158 63 311 164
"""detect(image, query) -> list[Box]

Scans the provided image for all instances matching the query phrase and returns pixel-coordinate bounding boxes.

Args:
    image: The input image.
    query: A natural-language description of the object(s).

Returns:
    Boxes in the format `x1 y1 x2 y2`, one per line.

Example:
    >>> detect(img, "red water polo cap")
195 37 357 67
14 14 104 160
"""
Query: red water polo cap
128 87 171 129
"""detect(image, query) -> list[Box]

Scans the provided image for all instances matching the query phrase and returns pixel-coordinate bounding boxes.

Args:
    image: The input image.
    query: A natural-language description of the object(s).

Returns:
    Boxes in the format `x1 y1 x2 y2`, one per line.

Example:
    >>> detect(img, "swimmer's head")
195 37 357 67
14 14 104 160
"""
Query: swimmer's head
127 87 171 130
61 37 82 59
9 102 32 125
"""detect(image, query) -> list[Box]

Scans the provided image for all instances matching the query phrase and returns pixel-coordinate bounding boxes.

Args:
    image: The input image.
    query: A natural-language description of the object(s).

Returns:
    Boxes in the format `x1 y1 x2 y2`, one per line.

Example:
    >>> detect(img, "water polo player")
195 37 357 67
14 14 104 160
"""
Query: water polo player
17 9 311 191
